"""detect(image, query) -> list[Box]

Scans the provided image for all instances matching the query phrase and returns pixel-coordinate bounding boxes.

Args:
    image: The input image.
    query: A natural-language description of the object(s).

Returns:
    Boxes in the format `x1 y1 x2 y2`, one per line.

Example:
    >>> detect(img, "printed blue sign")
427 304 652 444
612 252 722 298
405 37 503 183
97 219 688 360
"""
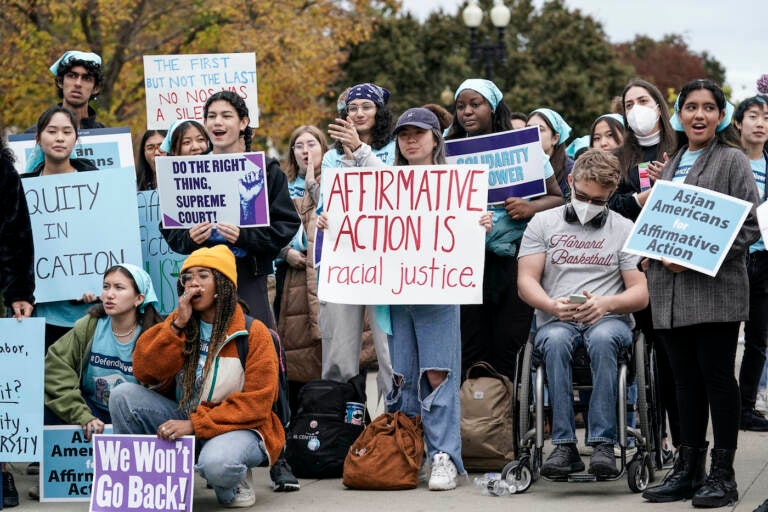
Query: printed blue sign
445 126 545 204
137 191 187 315
41 425 114 502
622 181 752 276
21 168 143 302
0 318 45 462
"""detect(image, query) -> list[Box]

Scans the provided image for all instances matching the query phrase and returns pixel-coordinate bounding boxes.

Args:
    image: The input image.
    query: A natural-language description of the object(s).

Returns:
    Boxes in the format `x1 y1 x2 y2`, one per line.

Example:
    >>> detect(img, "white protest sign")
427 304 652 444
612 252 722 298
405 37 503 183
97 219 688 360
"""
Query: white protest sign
318 165 488 304
22 169 143 302
144 53 258 129
156 152 270 228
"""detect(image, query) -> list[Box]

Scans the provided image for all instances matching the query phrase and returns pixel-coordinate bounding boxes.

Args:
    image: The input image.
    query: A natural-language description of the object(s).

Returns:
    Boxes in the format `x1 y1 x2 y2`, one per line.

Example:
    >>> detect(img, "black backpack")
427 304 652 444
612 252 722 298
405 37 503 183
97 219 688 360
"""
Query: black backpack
284 375 369 478
235 316 291 428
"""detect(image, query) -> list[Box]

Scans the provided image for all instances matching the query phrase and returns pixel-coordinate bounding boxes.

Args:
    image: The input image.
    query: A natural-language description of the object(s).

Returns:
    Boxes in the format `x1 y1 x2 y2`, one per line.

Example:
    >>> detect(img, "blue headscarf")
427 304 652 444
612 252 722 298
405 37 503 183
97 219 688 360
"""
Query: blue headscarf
160 119 196 154
114 263 158 313
597 113 625 127
454 79 503 112
50 51 102 75
565 135 590 159
346 83 391 107
531 108 572 144
669 93 734 133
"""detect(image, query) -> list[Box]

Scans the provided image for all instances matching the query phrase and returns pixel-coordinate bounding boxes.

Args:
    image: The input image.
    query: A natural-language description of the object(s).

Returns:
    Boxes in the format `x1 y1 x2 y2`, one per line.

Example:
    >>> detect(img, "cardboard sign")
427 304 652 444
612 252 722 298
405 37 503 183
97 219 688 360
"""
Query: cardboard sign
623 181 752 276
22 169 143 302
318 165 488 304
0 318 45 462
144 53 258 129
8 127 135 174
445 126 545 204
41 425 114 502
90 434 194 512
137 191 187 315
156 152 270 228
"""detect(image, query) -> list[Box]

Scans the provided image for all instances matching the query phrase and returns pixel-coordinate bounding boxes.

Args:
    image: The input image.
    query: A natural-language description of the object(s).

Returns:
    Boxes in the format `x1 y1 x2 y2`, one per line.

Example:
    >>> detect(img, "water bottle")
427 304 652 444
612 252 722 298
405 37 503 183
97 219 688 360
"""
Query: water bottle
473 473 511 496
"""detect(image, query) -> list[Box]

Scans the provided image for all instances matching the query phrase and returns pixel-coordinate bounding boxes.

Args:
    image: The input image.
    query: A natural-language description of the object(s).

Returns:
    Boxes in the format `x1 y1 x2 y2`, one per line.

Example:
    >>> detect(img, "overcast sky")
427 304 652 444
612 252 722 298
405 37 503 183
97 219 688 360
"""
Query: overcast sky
400 0 763 101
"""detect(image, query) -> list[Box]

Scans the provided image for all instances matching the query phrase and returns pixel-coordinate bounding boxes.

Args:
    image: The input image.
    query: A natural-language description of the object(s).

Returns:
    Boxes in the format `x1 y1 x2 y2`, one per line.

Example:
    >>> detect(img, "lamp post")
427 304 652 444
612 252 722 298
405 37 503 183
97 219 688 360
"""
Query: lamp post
462 0 511 81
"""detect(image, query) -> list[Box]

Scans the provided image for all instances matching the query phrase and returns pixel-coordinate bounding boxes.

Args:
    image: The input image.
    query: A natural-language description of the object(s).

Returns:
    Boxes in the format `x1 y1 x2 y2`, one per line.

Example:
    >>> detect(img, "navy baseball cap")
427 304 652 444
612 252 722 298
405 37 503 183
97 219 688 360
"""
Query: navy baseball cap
394 108 440 133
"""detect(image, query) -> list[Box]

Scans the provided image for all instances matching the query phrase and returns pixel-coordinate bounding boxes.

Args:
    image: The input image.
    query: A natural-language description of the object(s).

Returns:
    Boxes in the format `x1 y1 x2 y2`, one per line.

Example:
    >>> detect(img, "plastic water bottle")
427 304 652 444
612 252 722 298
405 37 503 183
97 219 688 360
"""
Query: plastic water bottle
473 473 511 496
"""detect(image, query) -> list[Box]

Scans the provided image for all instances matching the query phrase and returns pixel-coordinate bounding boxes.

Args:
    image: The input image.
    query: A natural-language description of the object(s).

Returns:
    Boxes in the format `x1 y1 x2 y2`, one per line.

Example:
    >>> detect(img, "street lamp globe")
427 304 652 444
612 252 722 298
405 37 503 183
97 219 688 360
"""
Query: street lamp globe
462 0 483 28
490 0 511 28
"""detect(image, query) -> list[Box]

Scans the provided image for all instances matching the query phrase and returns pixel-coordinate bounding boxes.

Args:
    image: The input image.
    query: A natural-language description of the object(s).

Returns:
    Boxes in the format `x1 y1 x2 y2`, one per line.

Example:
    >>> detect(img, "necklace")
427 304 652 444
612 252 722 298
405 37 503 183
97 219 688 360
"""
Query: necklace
112 324 138 338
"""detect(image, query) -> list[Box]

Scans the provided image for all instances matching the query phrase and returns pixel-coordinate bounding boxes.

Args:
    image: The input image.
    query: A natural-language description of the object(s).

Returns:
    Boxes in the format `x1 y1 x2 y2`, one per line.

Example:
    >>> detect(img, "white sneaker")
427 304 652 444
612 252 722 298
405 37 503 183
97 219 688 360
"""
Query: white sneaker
223 468 256 508
428 452 458 491
613 445 638 458
756 389 768 413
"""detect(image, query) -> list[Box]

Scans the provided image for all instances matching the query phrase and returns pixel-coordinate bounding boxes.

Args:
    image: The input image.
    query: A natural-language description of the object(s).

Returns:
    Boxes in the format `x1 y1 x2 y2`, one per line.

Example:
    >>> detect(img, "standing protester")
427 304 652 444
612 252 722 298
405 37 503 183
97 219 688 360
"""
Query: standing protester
642 79 759 508
135 129 167 190
161 118 211 157
527 108 574 197
41 51 105 130
109 246 284 507
0 135 35 508
319 83 396 401
445 79 563 382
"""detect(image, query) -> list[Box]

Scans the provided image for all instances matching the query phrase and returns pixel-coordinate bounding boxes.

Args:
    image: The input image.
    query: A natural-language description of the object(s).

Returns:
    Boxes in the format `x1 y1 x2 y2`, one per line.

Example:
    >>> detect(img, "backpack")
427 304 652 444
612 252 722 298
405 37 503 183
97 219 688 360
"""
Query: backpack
460 361 515 471
284 375 369 478
235 316 291 428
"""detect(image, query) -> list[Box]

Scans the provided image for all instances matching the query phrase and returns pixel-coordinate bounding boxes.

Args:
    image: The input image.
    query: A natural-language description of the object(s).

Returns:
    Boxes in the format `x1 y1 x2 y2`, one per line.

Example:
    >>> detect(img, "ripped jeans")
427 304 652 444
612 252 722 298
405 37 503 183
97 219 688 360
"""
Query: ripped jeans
385 304 465 474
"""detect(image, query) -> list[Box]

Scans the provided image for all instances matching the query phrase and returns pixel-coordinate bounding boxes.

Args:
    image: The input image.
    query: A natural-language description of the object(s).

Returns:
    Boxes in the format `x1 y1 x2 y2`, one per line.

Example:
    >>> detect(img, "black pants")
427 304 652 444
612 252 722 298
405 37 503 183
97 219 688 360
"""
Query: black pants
460 251 533 381
740 251 768 411
235 259 275 330
658 322 740 450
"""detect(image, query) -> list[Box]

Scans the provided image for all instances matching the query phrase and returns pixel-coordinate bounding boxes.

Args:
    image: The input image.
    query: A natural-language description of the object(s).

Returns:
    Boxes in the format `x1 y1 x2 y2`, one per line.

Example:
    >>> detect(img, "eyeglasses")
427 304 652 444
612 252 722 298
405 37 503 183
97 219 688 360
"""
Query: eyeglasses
64 71 96 83
292 141 319 151
572 184 611 206
180 271 212 285
144 143 163 154
347 103 376 114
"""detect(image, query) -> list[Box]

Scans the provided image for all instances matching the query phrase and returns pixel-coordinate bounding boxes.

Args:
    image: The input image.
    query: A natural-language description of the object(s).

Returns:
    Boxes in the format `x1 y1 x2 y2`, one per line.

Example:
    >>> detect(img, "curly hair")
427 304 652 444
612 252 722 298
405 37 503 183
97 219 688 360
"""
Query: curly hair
175 268 239 413
333 104 394 153
55 59 103 101
204 91 252 151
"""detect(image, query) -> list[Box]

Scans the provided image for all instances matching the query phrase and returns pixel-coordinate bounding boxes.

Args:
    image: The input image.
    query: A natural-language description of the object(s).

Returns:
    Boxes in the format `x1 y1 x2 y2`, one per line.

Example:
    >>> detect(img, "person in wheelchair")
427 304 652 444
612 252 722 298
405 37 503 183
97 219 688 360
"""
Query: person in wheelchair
517 149 649 478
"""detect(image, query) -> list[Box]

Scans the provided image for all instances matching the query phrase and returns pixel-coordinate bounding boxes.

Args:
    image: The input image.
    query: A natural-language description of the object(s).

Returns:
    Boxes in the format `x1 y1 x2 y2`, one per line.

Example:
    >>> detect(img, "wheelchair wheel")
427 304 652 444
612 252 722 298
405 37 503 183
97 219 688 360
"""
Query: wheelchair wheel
518 341 534 446
627 455 651 493
502 459 532 494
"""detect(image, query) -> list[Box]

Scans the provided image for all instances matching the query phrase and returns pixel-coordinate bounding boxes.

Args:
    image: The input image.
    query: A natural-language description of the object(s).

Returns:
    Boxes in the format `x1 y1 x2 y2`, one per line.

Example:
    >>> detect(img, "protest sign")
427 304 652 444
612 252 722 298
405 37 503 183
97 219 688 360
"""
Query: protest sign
757 201 768 248
144 53 258 129
0 318 45 462
622 181 752 276
90 434 194 512
445 126 545 204
22 168 143 302
156 152 270 228
41 425 114 502
318 165 488 304
137 191 186 315
8 127 135 174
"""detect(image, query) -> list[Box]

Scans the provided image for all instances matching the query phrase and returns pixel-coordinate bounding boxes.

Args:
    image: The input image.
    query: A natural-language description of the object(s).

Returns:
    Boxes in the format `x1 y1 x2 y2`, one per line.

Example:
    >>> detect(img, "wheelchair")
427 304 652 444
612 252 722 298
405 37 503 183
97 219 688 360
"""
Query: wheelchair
501 330 663 494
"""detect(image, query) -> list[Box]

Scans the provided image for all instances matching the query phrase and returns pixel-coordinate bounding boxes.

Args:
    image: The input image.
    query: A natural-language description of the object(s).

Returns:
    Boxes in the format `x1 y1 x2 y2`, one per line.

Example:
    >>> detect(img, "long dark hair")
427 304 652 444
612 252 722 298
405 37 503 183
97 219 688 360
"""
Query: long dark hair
590 115 625 149
170 121 210 156
136 129 166 191
35 105 78 139
87 266 163 332
445 99 512 140
204 91 252 151
333 104 394 153
673 79 741 152
616 79 677 177
175 268 238 412
528 111 569 184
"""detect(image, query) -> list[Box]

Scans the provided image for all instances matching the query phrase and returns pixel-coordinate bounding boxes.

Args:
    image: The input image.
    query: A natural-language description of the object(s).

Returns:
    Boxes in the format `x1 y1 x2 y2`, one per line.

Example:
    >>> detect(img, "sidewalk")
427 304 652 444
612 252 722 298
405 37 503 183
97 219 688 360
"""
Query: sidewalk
5 356 768 511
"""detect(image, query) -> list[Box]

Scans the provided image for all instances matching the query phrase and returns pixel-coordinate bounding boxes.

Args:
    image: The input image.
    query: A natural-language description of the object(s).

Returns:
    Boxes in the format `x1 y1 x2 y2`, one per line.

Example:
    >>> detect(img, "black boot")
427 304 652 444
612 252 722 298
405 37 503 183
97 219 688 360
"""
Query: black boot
642 444 707 502
692 448 738 508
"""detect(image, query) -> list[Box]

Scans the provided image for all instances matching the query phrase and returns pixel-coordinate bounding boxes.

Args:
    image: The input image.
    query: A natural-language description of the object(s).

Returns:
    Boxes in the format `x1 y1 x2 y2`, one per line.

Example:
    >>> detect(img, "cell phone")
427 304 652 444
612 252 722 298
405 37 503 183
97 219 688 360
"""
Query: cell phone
569 294 587 304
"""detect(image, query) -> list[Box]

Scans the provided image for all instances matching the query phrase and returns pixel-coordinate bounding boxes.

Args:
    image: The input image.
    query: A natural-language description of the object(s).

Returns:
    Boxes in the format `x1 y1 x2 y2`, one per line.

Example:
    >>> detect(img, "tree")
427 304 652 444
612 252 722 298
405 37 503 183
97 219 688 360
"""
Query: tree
613 34 726 94
0 0 395 142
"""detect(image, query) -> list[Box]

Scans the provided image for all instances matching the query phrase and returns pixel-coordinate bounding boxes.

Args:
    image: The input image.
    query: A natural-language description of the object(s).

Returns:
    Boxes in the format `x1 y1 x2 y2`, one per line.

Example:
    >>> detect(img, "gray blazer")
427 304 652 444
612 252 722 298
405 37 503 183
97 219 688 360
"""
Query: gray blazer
647 141 760 329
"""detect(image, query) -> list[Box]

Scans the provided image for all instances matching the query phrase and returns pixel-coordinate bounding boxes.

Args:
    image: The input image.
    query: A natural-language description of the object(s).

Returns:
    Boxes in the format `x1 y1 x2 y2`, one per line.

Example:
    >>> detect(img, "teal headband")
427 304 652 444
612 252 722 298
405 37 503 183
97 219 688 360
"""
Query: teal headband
670 93 734 133
454 79 503 112
597 113 625 127
531 108 572 144
565 135 590 158
113 263 158 313
50 51 102 75
160 119 196 153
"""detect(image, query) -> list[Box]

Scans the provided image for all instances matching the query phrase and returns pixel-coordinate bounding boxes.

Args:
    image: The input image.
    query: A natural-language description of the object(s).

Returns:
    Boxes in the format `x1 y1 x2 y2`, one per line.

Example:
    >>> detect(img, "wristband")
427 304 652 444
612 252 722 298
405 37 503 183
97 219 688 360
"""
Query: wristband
171 320 186 332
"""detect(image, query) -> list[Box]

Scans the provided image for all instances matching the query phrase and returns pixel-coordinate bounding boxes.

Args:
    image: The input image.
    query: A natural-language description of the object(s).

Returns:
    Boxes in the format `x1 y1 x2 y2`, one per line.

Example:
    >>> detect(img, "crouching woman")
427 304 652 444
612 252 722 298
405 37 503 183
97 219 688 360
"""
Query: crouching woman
109 245 284 508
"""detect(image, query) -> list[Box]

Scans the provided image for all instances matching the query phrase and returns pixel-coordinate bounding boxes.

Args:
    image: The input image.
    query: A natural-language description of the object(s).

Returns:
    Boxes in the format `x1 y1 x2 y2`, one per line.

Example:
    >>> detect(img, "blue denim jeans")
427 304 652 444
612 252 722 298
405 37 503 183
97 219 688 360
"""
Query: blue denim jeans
534 317 632 445
385 304 465 475
109 383 268 505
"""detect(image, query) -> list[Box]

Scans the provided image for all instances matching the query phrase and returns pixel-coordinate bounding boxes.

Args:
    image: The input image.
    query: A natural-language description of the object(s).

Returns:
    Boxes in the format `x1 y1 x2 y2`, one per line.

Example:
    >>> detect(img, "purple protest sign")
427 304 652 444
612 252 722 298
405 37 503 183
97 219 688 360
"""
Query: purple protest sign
90 434 194 512
156 151 270 229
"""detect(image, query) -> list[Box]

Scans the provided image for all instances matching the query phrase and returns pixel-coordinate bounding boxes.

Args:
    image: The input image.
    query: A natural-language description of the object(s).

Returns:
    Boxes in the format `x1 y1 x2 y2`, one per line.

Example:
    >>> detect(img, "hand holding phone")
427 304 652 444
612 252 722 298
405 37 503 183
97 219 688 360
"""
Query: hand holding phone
568 294 587 304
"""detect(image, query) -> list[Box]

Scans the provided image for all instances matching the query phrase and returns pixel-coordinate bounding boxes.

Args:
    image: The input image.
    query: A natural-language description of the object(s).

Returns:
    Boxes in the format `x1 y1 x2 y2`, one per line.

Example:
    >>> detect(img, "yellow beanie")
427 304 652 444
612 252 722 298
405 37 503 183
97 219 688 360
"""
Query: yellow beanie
180 245 238 288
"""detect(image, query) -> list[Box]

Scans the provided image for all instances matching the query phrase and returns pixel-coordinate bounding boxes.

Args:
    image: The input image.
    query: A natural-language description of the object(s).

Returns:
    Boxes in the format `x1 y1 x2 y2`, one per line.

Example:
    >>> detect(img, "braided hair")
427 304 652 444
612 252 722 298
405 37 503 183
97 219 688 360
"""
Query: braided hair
175 268 239 412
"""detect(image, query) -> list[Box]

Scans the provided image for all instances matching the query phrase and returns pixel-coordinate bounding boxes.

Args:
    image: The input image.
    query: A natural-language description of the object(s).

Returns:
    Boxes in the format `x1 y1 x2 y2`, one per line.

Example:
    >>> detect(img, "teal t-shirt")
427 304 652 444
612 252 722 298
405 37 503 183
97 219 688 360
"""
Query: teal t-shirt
175 320 213 403
672 148 703 183
750 156 767 253
37 301 91 328
82 317 140 411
